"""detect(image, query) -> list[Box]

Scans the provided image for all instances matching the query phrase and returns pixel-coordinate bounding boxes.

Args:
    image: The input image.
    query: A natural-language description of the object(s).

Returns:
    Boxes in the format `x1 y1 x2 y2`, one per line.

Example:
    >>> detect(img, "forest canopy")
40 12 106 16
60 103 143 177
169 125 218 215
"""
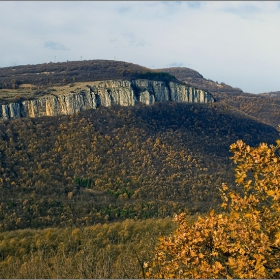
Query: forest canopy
0 103 277 231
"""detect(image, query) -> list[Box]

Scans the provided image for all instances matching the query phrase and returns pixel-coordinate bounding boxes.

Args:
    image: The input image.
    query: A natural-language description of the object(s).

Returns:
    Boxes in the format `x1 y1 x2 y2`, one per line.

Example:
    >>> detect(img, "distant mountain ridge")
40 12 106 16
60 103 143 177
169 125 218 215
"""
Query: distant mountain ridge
157 67 280 129
156 67 244 97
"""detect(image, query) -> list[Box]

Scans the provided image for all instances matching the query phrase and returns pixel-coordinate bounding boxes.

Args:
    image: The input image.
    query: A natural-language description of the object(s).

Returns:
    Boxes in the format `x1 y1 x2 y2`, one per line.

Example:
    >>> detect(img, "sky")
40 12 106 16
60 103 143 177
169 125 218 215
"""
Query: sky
1 1 280 94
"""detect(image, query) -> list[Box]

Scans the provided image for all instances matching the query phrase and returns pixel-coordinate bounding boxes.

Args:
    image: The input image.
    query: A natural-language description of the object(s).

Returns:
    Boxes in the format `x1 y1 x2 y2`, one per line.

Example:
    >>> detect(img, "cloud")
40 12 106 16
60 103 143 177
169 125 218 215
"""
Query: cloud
118 5 133 14
1 1 280 93
166 62 186 67
44 41 69 51
223 2 260 14
121 32 149 47
187 2 201 9
206 2 280 19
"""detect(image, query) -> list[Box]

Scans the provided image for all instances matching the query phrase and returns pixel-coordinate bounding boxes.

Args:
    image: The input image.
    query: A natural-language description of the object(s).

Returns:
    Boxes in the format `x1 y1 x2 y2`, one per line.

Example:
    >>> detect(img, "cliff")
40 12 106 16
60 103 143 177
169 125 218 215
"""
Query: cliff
0 79 214 120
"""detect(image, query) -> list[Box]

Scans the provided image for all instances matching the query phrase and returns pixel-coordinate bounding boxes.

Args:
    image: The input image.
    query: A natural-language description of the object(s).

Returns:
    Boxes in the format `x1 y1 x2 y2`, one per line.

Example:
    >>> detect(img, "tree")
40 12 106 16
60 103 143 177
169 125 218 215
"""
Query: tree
146 139 280 279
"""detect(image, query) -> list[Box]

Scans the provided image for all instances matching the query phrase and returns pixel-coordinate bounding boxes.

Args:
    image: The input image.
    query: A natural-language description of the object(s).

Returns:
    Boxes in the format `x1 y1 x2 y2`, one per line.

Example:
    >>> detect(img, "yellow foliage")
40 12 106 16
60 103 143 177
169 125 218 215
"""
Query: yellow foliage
146 138 280 279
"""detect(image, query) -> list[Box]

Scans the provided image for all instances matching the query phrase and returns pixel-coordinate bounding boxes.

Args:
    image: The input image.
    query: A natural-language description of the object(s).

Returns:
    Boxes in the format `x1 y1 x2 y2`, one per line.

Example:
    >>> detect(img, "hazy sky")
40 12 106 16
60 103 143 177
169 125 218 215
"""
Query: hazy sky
1 1 280 94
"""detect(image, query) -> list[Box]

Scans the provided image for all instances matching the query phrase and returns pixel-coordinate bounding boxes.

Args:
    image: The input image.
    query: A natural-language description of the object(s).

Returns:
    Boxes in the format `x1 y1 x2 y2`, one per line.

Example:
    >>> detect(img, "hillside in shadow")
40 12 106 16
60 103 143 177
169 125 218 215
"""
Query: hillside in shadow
0 102 278 231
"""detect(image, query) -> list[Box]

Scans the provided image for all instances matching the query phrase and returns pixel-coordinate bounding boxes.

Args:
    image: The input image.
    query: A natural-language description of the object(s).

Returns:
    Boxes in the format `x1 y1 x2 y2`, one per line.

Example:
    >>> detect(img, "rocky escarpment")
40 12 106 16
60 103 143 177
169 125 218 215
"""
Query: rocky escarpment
0 79 214 120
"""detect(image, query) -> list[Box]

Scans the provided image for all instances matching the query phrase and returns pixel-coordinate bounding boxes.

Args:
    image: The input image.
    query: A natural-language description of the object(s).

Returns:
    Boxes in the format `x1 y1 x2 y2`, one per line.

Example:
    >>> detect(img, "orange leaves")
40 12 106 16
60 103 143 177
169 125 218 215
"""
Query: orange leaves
147 138 280 279
229 138 280 214
147 211 228 278
274 231 280 247
267 190 275 197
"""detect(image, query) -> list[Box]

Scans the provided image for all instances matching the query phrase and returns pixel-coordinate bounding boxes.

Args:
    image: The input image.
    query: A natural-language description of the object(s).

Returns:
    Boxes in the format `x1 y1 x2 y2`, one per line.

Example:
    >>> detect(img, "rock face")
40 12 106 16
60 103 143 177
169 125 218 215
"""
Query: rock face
0 79 214 121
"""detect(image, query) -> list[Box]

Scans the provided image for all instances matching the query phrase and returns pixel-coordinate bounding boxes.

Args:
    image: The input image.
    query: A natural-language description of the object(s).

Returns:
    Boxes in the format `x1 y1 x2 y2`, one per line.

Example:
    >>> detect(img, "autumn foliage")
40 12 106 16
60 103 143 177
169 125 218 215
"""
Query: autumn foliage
146 138 280 279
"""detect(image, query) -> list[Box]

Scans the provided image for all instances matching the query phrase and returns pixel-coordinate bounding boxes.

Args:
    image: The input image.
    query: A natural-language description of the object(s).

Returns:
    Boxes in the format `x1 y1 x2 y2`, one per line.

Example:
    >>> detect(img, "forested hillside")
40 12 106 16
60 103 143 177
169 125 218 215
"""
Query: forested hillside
0 102 277 231
1 59 280 278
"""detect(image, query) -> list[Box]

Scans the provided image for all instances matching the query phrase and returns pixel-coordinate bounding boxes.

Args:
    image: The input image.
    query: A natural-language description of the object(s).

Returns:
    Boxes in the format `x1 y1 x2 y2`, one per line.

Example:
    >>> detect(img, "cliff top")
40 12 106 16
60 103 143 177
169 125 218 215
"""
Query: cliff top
0 77 190 105
0 81 99 104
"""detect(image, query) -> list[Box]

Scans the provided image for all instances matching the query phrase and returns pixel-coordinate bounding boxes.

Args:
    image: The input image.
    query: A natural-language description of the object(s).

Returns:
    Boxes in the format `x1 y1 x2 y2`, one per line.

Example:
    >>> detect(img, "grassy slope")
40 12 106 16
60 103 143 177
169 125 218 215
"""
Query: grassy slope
0 217 176 278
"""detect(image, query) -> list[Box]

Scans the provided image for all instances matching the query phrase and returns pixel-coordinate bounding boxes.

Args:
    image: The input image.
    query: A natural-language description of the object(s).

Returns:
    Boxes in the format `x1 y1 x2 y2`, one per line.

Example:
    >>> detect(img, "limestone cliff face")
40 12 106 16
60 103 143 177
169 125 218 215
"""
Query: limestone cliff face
0 79 214 121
